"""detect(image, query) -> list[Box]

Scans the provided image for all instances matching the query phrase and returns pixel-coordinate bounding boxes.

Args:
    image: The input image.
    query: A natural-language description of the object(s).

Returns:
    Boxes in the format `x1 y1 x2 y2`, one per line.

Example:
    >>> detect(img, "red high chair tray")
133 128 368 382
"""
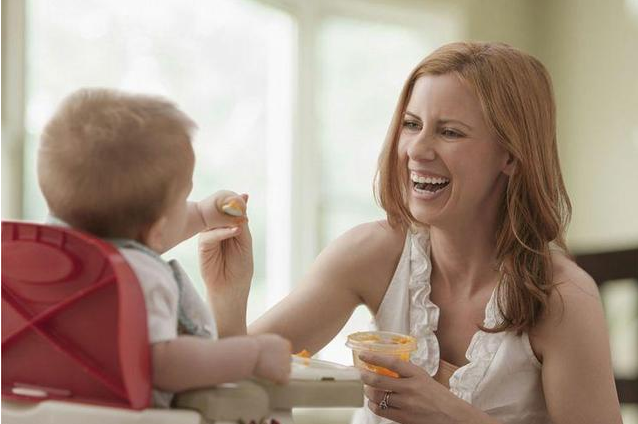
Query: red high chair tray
1 221 151 409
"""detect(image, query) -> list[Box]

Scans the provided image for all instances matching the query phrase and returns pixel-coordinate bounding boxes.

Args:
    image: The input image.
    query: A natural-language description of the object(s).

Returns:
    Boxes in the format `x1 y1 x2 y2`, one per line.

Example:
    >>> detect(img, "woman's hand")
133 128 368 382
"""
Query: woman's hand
199 224 252 288
198 195 253 337
359 352 497 424
165 192 248 253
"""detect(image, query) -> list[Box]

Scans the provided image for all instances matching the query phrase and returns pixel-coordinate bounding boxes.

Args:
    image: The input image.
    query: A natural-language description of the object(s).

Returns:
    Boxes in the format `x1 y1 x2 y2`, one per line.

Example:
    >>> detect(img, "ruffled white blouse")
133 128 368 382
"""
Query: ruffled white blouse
354 229 552 424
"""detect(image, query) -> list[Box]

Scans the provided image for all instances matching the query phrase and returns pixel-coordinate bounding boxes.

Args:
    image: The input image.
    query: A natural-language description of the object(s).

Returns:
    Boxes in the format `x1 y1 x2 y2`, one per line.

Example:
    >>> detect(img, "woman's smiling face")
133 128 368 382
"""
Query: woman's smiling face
398 73 513 228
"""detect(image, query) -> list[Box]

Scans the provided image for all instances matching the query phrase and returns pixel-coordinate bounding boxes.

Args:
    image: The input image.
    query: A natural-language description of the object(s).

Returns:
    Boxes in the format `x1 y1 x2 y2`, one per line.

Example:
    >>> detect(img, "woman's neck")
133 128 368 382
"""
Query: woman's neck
428 220 500 296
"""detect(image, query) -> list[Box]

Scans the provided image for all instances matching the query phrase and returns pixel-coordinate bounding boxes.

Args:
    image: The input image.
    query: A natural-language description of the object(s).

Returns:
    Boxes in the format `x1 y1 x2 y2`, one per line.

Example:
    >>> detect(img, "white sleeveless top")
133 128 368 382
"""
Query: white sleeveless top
354 229 551 424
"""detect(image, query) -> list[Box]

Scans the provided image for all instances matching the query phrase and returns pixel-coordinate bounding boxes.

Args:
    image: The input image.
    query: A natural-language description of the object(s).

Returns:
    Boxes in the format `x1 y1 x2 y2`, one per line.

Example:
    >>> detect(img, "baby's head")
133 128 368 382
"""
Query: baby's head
38 88 196 246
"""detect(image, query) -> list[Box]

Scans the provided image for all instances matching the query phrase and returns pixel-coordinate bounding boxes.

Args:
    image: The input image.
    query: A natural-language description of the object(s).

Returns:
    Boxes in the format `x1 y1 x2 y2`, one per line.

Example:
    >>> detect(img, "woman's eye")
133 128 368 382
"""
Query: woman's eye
402 120 421 131
441 128 463 139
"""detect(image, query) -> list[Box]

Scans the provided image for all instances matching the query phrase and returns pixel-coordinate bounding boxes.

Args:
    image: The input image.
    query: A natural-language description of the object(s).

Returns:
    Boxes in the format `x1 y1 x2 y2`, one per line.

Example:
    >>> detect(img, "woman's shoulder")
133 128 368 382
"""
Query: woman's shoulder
544 251 601 324
530 252 603 360
550 252 600 303
324 220 406 265
314 220 407 299
340 219 406 250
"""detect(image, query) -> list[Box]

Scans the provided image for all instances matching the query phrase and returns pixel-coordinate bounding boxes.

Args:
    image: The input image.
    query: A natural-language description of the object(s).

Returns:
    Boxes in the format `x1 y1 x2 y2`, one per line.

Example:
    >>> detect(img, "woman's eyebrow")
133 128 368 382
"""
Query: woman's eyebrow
404 111 422 121
439 118 473 131
404 111 473 131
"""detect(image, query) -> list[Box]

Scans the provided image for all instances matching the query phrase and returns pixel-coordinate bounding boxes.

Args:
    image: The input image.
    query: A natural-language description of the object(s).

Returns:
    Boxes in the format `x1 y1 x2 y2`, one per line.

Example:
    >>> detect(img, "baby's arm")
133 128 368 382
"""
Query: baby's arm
151 333 291 392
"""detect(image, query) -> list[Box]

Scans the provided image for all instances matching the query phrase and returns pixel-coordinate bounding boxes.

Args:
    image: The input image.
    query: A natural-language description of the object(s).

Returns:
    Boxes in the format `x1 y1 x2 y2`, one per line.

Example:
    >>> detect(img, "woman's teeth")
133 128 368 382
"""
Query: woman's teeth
410 172 450 193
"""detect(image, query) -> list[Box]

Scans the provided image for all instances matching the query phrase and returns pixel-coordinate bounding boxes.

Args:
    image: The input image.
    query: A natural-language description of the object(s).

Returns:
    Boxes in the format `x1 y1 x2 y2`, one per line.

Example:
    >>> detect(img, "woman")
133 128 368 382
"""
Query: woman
199 42 622 423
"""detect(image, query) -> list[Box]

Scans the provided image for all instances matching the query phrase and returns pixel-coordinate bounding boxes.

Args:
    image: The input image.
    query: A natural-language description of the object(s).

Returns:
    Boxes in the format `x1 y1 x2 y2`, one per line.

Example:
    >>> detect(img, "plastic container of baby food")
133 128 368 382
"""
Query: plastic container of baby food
346 331 416 378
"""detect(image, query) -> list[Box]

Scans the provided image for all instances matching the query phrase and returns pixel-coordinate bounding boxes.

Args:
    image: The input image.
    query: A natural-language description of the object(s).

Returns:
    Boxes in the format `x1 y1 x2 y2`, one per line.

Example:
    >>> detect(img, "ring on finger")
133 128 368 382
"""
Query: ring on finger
379 390 392 410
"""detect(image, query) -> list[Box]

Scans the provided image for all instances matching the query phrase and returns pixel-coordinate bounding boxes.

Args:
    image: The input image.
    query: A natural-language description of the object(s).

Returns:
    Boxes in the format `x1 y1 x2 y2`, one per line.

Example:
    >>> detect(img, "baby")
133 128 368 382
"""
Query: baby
37 88 291 407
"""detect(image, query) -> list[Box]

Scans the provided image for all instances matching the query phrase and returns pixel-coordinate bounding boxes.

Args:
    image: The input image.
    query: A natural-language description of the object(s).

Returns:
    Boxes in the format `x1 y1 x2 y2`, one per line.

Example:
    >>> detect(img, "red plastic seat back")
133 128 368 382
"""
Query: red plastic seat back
1 221 151 409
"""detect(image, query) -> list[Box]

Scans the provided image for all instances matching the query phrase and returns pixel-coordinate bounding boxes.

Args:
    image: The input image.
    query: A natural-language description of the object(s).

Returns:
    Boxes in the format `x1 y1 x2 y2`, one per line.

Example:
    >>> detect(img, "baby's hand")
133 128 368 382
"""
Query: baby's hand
197 190 248 230
254 334 292 384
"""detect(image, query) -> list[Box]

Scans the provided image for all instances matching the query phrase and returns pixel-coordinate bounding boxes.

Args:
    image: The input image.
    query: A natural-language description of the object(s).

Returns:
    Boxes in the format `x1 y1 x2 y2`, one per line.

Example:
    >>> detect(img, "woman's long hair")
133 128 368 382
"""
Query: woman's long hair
375 42 571 333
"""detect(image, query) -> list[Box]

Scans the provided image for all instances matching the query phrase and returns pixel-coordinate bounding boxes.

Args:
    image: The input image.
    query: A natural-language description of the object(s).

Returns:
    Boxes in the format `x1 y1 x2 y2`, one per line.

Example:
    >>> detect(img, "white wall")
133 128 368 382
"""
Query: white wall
429 0 638 252
538 0 638 251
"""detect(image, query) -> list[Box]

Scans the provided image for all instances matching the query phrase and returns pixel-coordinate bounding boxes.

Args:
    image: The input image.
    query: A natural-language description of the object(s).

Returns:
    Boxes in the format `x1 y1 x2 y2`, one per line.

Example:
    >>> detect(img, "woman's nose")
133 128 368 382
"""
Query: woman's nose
406 132 437 161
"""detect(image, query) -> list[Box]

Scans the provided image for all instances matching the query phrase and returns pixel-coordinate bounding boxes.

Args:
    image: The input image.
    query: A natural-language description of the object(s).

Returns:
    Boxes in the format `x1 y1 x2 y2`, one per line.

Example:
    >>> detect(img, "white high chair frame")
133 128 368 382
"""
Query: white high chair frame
2 376 363 423
1 221 363 423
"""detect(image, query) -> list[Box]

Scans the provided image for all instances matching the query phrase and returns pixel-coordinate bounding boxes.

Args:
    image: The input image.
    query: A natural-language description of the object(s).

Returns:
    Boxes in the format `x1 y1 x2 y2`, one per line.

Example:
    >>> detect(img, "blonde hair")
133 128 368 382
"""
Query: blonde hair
375 42 572 333
38 88 196 239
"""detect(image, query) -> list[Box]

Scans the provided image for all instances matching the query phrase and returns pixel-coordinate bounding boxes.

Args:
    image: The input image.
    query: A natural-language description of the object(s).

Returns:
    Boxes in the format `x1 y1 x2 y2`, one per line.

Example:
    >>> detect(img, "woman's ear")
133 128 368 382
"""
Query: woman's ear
502 153 516 176
143 216 168 252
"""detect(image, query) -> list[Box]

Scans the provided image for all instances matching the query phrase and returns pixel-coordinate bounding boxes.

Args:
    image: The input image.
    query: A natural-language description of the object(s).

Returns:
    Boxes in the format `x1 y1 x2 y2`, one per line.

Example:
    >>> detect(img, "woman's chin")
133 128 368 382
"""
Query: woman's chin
409 204 441 226
407 184 451 226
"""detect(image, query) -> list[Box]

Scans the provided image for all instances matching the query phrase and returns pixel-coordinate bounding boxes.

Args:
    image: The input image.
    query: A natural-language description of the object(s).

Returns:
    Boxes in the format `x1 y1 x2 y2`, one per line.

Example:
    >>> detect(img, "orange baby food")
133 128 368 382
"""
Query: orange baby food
363 364 399 378
346 331 416 379
221 199 244 217
359 351 411 378
293 349 311 366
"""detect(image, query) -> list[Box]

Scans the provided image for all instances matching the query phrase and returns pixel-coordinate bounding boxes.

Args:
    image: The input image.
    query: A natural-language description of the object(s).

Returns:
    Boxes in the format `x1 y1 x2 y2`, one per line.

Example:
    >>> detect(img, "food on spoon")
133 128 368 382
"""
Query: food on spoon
221 199 244 217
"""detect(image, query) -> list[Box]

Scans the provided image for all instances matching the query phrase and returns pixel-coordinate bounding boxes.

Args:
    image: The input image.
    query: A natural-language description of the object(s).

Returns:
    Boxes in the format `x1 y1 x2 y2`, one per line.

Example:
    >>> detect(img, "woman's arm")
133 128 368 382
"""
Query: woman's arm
248 221 405 354
531 261 623 424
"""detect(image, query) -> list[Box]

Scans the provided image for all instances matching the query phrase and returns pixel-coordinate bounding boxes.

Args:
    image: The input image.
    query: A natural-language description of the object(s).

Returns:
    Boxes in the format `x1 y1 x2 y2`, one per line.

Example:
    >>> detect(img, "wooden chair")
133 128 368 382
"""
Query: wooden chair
575 247 638 404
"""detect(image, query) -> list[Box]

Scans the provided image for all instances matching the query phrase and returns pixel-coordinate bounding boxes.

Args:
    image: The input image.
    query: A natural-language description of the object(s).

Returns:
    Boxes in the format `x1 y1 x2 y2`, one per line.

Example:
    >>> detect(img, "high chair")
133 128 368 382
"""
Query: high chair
1 221 363 423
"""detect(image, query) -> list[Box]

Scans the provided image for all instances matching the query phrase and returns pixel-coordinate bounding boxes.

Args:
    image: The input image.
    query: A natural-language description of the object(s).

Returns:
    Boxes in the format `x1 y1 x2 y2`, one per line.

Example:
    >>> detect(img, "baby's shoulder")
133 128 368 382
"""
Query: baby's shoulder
118 248 178 295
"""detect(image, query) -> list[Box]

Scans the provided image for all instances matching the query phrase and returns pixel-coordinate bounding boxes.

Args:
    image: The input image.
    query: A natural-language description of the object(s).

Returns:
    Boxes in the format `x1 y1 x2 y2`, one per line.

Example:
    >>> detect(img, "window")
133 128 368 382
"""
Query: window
314 9 457 363
23 0 295 323
16 0 456 364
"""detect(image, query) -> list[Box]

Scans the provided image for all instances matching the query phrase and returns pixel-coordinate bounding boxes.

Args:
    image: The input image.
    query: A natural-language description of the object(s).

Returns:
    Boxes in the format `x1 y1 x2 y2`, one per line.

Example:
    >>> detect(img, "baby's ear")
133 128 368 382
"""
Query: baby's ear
144 216 168 252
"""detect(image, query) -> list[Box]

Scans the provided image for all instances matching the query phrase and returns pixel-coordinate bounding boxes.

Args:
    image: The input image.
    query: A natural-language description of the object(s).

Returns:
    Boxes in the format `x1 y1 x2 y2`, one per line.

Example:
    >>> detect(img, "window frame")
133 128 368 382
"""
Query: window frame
1 0 27 220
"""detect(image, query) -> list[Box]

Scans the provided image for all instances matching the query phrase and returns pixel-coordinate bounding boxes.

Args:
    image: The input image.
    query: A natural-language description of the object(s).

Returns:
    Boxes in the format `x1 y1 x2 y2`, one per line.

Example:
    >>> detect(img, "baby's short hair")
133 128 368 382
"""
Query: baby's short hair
38 88 196 238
